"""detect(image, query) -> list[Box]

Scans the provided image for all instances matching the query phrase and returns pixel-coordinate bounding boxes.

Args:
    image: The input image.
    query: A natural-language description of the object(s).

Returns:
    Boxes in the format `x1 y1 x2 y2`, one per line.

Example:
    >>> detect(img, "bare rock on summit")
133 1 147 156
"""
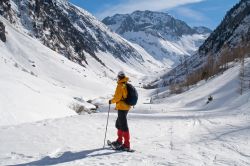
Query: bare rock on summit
0 21 6 42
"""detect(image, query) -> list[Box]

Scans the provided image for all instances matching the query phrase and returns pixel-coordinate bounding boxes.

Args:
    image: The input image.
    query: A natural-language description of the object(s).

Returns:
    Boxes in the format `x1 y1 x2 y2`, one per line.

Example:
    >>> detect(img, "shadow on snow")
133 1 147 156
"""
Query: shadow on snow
13 148 121 166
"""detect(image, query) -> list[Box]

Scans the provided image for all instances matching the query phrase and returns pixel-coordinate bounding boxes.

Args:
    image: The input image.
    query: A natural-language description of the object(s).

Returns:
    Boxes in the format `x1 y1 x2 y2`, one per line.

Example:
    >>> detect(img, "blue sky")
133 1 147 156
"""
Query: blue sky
69 0 239 30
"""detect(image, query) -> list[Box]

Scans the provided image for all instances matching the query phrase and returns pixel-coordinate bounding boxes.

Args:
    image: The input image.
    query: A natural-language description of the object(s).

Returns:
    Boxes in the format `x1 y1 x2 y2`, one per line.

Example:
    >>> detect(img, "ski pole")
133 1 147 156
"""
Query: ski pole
103 104 111 148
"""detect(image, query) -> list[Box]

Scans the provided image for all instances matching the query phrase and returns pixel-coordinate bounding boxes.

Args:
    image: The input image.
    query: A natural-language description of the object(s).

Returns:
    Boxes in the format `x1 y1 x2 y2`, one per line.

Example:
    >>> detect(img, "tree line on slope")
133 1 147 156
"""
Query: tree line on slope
170 40 250 95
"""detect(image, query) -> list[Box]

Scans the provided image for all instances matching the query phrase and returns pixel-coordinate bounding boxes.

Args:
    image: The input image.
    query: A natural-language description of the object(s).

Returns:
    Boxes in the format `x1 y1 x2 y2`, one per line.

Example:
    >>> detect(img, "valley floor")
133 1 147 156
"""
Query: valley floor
1 105 250 166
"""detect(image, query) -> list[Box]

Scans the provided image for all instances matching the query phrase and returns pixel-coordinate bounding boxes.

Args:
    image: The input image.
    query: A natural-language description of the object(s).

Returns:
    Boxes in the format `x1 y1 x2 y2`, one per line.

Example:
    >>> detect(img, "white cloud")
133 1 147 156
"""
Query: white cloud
175 7 206 21
97 0 205 18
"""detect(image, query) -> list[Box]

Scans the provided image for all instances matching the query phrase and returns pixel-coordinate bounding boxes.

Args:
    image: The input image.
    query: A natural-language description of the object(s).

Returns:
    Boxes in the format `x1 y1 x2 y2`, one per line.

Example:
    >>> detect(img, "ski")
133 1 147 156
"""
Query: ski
107 140 135 152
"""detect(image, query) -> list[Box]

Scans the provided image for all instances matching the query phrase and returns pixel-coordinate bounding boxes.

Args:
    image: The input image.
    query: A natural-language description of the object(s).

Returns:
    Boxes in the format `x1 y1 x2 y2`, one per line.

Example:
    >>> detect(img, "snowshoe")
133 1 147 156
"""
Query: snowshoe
107 140 122 149
107 140 135 152
118 145 135 152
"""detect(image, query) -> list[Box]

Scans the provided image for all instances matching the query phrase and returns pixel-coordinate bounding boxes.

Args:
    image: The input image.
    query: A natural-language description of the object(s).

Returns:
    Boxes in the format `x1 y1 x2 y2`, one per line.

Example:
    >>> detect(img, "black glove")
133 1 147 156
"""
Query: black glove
109 100 111 104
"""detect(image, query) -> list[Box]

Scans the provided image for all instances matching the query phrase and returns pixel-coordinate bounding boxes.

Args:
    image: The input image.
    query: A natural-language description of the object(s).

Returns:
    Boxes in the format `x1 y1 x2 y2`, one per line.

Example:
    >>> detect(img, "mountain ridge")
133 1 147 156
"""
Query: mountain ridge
103 10 211 67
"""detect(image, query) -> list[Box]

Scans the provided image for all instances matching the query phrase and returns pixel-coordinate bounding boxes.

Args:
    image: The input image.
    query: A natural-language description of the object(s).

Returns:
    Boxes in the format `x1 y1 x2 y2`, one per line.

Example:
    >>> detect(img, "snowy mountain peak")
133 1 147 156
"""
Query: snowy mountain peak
103 10 211 67
103 10 203 37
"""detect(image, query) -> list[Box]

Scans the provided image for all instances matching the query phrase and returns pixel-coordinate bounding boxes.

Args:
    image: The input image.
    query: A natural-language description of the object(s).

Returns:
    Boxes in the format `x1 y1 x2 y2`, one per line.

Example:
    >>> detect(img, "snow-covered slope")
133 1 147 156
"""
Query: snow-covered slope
0 59 250 166
0 16 117 126
103 10 211 67
154 60 250 110
0 14 163 126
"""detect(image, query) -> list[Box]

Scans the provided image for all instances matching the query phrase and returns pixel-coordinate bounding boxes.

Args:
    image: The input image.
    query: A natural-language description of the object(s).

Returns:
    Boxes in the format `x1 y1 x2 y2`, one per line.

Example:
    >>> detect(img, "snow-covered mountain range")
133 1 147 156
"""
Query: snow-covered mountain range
0 0 163 75
151 0 250 88
103 10 211 67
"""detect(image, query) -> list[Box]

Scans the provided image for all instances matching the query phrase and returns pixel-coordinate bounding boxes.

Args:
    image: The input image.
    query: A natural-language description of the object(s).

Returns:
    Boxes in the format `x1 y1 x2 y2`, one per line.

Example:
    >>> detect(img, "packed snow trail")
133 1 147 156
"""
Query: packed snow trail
1 107 250 166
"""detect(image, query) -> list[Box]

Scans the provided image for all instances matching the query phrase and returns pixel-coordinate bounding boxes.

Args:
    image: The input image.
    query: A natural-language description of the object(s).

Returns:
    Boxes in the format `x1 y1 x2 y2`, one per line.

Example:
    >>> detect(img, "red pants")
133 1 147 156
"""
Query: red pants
116 110 130 148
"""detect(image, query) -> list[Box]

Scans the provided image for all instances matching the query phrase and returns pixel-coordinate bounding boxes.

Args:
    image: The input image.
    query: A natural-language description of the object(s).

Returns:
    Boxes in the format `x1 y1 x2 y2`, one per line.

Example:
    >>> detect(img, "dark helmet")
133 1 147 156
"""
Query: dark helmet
117 71 125 79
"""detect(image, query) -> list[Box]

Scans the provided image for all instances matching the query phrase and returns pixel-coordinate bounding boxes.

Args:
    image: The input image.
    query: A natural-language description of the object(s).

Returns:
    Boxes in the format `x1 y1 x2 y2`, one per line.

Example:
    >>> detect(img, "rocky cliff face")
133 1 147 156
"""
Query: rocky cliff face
0 21 6 42
198 0 250 56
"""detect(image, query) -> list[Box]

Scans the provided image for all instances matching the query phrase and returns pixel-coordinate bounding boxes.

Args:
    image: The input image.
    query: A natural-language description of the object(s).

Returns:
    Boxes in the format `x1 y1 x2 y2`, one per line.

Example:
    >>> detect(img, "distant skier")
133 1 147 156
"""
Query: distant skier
206 95 213 104
109 71 131 151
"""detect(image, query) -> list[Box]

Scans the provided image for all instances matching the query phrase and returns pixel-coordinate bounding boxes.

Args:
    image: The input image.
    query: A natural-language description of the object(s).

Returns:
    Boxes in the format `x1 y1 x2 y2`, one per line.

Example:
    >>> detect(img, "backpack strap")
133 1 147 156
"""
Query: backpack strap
121 83 127 101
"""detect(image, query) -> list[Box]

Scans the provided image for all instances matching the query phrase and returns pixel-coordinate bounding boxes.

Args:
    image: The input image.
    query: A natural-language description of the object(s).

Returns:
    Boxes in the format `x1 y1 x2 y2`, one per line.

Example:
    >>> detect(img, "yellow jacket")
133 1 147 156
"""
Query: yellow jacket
111 77 131 111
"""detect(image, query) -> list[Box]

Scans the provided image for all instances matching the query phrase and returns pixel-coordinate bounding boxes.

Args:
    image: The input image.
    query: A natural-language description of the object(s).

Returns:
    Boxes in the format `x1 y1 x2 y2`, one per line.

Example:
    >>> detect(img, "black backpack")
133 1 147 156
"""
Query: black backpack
124 83 138 106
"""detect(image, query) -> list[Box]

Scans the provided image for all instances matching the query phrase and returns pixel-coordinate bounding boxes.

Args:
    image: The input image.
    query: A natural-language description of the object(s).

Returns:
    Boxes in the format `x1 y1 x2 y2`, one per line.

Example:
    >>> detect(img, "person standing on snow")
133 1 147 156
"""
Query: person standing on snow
109 71 131 151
